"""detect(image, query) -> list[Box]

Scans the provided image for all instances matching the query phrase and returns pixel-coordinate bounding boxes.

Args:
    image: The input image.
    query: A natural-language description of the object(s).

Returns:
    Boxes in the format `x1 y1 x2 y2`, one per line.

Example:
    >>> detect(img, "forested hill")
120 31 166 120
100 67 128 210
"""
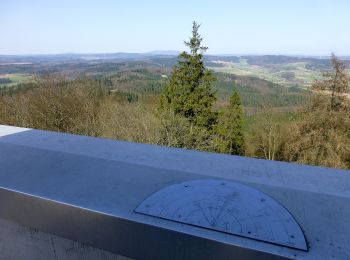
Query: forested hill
1 53 336 107
2 53 349 89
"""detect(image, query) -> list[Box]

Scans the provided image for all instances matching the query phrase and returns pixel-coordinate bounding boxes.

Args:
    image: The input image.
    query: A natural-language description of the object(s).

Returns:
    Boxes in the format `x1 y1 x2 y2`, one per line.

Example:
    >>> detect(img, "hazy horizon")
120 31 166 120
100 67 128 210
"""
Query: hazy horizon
1 50 348 58
1 0 350 56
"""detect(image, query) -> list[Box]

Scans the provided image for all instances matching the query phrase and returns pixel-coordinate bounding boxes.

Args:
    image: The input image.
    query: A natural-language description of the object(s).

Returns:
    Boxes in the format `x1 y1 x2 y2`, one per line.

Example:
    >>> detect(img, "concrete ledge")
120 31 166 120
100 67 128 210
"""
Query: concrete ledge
0 125 349 259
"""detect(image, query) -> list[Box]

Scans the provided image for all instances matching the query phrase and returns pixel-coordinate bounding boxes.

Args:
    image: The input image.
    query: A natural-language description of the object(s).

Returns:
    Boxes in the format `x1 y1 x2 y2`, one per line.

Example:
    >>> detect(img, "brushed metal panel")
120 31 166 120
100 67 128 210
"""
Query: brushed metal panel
135 179 307 251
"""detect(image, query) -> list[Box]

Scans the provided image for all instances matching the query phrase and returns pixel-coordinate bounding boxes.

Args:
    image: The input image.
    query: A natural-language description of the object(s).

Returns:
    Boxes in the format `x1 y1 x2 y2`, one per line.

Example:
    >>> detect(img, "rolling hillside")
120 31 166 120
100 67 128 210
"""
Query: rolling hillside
1 53 348 108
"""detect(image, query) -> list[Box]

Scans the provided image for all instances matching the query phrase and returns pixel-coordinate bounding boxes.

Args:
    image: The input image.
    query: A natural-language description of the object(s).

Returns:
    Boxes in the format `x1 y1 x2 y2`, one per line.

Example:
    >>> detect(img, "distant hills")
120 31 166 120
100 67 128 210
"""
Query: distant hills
1 52 349 91
0 51 180 63
1 52 350 64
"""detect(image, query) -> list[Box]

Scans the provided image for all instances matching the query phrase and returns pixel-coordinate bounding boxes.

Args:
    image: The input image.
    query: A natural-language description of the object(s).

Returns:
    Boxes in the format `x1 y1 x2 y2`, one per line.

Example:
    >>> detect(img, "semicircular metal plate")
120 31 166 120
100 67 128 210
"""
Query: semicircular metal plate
135 179 307 251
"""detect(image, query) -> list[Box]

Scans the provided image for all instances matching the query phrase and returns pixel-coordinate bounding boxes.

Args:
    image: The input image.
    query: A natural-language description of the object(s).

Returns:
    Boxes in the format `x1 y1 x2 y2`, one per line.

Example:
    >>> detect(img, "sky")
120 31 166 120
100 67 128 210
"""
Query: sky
1 0 350 55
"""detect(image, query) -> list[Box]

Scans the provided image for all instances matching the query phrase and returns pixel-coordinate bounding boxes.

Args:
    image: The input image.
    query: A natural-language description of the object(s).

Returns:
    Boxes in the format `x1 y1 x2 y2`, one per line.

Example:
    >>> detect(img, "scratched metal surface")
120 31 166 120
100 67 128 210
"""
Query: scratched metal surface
1 125 350 259
135 179 307 250
0 140 289 260
0 218 130 260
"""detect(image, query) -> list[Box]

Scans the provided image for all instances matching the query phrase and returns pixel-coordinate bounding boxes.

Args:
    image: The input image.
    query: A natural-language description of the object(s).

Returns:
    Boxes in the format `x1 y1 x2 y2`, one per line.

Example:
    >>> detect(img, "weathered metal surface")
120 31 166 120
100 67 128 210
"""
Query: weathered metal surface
1 125 350 259
0 141 288 260
135 179 307 251
0 187 287 260
0 218 130 260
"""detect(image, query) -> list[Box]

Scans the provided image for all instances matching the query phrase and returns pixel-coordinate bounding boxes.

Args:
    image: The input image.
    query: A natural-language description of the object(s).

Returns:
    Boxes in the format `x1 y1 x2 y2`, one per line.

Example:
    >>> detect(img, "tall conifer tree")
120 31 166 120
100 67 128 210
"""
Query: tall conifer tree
214 91 244 155
160 21 217 129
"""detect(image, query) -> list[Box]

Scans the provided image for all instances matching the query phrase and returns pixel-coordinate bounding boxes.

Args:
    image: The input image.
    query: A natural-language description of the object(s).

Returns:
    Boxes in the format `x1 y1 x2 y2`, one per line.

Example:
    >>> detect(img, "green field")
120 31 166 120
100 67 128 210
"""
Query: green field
209 58 322 88
0 73 32 87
